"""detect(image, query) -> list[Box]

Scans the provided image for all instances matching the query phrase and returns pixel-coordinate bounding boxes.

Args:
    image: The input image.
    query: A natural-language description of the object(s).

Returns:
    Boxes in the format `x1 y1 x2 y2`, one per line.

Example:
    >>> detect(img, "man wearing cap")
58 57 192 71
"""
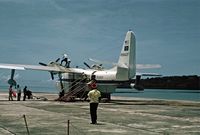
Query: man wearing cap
87 82 101 124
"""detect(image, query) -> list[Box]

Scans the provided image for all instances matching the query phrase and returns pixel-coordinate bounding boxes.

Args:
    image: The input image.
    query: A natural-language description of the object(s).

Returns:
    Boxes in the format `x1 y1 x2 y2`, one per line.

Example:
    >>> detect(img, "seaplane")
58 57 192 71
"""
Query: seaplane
0 30 161 100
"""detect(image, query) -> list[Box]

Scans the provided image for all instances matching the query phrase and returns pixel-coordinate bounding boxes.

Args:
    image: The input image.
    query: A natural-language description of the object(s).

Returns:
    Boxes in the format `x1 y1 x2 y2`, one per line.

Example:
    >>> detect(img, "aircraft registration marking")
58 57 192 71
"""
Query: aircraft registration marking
96 76 104 79
121 53 128 56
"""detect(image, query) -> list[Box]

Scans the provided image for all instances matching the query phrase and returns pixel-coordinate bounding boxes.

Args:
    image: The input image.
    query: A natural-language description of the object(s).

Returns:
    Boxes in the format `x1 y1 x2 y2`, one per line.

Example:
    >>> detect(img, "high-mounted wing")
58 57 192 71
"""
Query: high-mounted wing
0 63 70 73
0 63 72 86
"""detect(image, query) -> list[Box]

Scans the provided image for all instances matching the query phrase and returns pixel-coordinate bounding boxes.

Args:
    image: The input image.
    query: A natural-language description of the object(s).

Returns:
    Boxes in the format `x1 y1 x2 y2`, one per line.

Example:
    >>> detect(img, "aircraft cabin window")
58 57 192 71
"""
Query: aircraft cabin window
124 46 129 51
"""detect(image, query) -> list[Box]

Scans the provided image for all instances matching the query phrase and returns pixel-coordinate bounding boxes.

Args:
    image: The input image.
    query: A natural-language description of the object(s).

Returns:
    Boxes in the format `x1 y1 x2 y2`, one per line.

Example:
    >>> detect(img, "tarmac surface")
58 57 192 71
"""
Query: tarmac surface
0 92 200 135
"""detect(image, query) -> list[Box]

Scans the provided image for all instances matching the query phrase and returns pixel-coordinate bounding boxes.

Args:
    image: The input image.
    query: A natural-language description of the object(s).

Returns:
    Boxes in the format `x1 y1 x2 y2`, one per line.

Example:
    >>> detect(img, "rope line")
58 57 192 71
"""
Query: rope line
0 125 16 135
70 123 87 135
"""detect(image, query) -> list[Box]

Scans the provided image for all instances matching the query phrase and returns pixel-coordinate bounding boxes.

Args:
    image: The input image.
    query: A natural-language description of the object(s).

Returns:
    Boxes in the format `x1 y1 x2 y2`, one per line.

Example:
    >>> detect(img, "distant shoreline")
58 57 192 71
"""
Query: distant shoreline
141 75 200 90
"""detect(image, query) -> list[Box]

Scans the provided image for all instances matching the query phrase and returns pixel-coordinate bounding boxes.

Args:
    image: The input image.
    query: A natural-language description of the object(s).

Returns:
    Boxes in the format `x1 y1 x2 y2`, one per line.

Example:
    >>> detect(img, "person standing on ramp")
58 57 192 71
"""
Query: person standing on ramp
16 85 21 101
87 82 101 124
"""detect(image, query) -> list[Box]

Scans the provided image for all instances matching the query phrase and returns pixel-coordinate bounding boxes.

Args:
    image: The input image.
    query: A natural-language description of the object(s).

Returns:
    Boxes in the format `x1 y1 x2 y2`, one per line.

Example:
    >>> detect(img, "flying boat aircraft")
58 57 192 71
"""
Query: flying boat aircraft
0 30 161 100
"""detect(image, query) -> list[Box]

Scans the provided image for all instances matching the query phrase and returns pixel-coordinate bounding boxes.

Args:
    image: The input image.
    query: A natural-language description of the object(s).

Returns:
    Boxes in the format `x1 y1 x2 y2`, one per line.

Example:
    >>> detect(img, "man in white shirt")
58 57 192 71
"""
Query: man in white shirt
87 82 101 124
16 85 21 101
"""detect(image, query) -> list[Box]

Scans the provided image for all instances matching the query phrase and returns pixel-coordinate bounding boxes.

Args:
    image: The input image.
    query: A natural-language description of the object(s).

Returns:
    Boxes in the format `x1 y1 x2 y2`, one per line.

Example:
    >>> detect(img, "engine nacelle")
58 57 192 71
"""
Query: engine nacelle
8 79 17 86
130 83 144 91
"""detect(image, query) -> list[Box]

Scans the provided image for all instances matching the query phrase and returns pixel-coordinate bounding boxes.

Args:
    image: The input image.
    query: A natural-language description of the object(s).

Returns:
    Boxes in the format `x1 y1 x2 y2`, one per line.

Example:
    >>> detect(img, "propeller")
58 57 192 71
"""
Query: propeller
50 72 54 80
84 60 104 70
39 57 60 80
39 62 55 80
38 58 64 90
55 58 60 62
8 69 17 86
84 62 91 69
39 57 60 66
39 62 47 66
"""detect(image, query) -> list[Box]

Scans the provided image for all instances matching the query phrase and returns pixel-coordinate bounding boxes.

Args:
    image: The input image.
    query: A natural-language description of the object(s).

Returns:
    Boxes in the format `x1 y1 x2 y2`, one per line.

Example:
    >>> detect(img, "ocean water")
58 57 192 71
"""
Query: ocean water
0 85 58 93
0 85 200 101
113 89 200 101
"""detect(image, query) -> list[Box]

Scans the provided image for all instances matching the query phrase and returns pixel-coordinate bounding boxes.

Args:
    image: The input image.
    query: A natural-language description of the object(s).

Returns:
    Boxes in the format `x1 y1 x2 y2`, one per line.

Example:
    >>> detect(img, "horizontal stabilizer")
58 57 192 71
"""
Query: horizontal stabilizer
136 64 161 69
137 72 162 76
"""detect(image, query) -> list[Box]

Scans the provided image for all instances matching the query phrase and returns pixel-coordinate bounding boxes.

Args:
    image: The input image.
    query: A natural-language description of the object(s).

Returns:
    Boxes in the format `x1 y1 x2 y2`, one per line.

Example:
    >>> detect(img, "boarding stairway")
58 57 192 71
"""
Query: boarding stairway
57 77 89 102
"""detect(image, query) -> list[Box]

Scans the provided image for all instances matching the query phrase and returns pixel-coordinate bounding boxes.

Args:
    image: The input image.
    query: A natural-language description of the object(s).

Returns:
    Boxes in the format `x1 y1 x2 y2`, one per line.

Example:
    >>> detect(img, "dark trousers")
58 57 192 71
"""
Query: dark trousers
90 103 99 124
23 94 26 101
9 92 13 101
17 93 21 101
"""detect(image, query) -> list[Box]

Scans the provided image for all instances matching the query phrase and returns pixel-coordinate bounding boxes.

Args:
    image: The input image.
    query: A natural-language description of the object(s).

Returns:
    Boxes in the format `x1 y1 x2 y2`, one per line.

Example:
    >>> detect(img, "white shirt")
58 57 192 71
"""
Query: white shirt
17 87 21 94
88 89 101 103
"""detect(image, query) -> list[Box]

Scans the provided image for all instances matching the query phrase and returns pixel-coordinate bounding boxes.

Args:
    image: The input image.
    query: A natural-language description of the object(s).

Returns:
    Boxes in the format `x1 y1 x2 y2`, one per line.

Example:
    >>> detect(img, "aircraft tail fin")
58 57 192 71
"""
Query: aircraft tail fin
116 30 136 80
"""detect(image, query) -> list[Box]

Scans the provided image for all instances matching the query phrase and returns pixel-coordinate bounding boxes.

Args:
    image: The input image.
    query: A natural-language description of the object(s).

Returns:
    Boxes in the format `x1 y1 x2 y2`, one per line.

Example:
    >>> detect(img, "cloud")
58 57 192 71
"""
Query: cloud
48 0 65 11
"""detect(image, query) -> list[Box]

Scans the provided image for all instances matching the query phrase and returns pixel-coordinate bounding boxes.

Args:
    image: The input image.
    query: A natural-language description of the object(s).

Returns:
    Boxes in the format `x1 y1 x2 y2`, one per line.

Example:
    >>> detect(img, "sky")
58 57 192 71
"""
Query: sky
0 0 200 88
